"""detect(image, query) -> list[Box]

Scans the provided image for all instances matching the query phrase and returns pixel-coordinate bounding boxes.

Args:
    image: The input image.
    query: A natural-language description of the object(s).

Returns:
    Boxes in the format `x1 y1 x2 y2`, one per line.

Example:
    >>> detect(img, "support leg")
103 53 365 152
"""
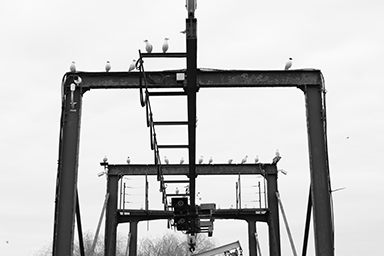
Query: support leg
248 220 257 256
105 175 119 256
129 220 139 256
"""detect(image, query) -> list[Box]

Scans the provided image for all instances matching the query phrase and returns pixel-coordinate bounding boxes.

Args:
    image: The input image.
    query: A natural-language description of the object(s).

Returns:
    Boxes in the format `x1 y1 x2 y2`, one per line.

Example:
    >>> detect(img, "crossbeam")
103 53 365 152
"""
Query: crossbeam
107 163 276 176
64 69 322 89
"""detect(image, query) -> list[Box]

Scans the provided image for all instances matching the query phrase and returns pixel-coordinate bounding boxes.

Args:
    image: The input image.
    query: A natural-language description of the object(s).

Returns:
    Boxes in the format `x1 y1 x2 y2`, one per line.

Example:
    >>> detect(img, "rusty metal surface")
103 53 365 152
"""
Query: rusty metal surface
64 69 322 90
107 163 277 176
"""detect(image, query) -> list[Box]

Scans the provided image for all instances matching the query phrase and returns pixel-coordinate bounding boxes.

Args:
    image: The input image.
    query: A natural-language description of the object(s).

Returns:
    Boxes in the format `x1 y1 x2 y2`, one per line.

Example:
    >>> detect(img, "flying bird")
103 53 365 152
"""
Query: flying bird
208 157 213 164
144 40 153 53
162 38 169 53
285 58 293 70
164 156 169 165
255 155 259 163
126 156 131 164
228 159 233 164
128 59 136 72
198 155 204 164
105 61 111 72
241 155 248 164
70 61 76 72
180 157 184 165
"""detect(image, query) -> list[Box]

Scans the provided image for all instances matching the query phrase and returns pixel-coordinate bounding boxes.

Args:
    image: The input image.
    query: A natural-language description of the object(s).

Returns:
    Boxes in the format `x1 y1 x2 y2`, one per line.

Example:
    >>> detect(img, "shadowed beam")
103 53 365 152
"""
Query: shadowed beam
63 69 322 89
107 164 277 176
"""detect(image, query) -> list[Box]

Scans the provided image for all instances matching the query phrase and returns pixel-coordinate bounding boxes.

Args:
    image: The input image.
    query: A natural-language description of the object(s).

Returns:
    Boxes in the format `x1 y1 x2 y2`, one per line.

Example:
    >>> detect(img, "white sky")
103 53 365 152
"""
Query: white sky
0 0 383 255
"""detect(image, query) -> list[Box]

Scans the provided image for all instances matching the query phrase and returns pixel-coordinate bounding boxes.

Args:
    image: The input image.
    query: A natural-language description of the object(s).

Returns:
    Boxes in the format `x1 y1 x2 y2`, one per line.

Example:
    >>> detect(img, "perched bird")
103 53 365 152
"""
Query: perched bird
228 159 233 164
180 157 184 165
241 155 248 164
162 38 169 53
272 150 282 164
255 155 259 163
105 61 111 72
285 58 293 70
128 59 136 72
164 156 169 165
198 155 204 164
126 156 131 164
208 156 213 164
144 40 153 53
175 187 179 194
103 155 108 163
70 61 76 72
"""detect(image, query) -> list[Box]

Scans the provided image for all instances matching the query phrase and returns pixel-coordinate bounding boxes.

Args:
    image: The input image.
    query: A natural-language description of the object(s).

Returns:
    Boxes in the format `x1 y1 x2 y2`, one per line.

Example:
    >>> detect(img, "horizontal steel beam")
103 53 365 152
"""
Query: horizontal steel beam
64 69 322 89
107 164 276 176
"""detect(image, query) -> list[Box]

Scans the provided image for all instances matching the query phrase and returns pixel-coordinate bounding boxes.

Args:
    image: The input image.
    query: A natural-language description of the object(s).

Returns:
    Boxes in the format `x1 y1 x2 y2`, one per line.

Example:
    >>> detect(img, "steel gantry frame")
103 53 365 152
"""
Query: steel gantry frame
53 68 334 256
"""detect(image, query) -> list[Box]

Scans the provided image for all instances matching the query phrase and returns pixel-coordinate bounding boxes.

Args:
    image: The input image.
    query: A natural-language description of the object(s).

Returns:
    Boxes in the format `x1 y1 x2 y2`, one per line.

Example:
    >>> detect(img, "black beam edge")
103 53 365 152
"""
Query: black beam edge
107 164 277 176
63 69 322 90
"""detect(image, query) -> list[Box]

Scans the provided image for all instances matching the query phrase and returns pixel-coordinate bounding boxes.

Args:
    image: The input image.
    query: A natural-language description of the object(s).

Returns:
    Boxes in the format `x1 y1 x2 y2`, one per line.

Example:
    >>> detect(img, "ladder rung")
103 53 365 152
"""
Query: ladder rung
158 145 189 149
163 180 190 183
141 52 187 58
148 91 186 96
153 121 188 126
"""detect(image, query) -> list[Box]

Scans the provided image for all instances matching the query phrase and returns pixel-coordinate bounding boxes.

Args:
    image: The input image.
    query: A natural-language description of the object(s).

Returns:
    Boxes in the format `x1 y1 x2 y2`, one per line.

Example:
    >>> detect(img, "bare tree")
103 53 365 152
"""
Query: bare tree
138 232 216 256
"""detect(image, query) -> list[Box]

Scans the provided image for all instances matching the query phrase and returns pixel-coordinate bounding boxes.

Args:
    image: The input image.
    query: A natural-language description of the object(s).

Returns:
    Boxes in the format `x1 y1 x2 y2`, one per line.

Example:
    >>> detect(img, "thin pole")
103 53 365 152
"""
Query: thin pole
91 193 110 255
302 187 312 256
276 192 298 256
258 181 262 209
238 174 242 209
75 189 85 256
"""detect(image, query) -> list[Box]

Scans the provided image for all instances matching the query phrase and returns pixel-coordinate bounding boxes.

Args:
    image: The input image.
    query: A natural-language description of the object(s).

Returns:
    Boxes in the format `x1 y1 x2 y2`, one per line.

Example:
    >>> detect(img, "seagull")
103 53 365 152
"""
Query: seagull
228 159 233 164
126 156 131 164
70 61 76 72
105 61 111 72
164 156 169 165
162 38 169 53
198 155 204 164
128 59 136 72
180 157 184 165
272 150 282 164
255 155 259 163
208 156 213 164
241 155 248 164
275 149 280 157
144 40 153 53
285 58 293 70
103 155 108 163
175 187 179 194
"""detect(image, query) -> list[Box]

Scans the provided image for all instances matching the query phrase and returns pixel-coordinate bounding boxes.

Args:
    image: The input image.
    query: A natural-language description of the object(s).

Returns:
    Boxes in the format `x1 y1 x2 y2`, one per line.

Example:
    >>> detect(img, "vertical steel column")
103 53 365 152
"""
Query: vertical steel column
53 84 83 256
186 16 198 217
248 220 257 256
266 168 281 256
128 220 138 256
105 175 119 256
304 85 334 256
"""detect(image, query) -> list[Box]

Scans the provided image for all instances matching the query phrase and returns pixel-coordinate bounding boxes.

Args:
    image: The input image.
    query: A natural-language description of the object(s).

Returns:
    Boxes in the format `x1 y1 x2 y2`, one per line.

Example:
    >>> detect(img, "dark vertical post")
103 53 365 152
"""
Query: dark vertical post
53 84 83 256
186 13 198 231
75 190 85 256
238 174 242 209
267 166 281 256
105 175 119 256
302 187 312 256
129 220 139 256
248 219 257 256
304 85 334 256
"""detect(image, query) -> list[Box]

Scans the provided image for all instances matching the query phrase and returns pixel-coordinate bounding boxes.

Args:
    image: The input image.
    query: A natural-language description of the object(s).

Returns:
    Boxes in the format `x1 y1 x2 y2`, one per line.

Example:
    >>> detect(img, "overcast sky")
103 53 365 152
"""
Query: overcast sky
1 0 383 255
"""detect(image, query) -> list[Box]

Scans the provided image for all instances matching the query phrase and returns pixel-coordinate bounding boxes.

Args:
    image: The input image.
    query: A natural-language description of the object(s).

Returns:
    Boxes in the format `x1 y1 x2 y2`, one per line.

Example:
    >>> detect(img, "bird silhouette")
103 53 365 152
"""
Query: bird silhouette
175 187 179 194
70 61 76 72
144 40 153 53
103 155 108 163
241 155 248 164
180 157 184 164
198 155 204 164
208 157 213 164
128 59 136 72
255 155 259 163
285 58 293 70
105 61 111 72
126 156 131 164
164 156 169 165
228 159 233 164
162 38 169 53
